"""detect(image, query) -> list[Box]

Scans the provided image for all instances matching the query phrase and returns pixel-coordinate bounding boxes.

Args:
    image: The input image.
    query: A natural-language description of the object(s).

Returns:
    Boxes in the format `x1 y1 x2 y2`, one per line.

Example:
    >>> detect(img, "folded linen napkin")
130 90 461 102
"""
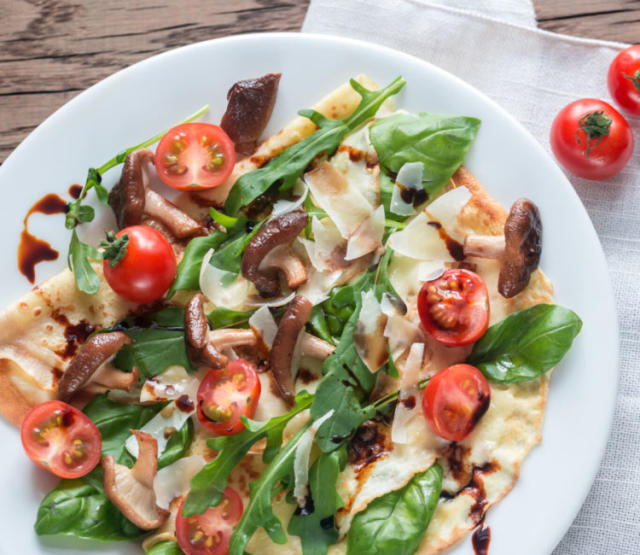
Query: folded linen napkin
303 2 638 554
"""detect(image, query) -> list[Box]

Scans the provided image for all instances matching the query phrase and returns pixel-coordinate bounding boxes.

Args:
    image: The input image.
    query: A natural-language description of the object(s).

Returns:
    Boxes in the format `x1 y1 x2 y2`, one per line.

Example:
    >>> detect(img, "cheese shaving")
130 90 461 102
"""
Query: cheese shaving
199 249 251 310
424 185 471 242
248 306 278 349
153 455 205 510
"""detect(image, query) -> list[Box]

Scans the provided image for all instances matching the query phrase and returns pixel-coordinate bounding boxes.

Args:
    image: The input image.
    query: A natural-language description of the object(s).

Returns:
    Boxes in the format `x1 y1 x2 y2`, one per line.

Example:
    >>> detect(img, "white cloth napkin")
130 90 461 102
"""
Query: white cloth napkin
303 1 639 554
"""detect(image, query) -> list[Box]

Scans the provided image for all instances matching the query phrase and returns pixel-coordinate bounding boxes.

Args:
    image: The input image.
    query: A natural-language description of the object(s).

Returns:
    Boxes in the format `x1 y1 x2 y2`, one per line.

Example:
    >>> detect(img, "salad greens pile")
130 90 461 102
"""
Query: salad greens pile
38 75 584 555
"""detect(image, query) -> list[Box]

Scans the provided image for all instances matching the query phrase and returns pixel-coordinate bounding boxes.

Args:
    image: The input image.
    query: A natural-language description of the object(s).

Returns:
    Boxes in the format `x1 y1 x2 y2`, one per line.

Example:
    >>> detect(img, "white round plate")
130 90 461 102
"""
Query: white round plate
0 33 617 555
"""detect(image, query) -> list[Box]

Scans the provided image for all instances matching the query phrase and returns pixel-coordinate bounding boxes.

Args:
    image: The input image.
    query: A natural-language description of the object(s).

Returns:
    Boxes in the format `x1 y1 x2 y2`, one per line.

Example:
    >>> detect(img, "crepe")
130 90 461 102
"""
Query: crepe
0 75 554 555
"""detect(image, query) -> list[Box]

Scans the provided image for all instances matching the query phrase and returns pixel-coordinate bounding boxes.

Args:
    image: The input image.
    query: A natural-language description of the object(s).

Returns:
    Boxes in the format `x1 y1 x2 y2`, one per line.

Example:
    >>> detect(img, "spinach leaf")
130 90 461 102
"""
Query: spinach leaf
347 463 442 555
208 306 255 329
34 478 142 540
182 391 314 518
370 113 480 198
228 422 313 555
468 303 582 384
146 541 184 554
224 77 406 215
288 446 346 555
68 230 102 295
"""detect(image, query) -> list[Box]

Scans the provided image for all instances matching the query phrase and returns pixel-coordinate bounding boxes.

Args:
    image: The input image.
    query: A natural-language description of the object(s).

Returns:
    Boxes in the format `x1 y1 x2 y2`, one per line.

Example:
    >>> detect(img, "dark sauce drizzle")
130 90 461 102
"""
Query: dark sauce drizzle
18 194 68 283
472 520 491 555
68 184 83 199
428 220 464 261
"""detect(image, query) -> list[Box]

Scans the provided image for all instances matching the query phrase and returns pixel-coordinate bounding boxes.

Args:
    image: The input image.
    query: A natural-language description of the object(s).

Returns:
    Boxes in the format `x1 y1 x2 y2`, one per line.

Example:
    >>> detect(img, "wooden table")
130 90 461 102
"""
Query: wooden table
2 0 638 163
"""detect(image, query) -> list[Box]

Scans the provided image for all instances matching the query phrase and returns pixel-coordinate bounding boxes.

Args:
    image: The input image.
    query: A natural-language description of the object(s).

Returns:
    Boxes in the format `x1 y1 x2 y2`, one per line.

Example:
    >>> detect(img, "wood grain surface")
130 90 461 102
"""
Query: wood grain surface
1 0 638 164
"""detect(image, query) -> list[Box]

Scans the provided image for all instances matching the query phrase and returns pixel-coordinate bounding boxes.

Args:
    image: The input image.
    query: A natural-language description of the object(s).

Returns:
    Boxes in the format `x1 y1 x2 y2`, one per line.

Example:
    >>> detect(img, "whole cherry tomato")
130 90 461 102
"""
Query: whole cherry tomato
608 45 640 115
550 98 633 180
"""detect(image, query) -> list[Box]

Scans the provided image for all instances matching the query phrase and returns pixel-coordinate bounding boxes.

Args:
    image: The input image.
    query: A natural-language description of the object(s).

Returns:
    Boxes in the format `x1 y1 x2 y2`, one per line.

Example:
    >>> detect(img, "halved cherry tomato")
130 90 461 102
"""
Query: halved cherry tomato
176 488 243 555
103 225 176 304
197 359 261 436
154 123 235 191
608 45 640 115
550 98 633 181
417 269 489 347
422 364 490 442
21 400 102 478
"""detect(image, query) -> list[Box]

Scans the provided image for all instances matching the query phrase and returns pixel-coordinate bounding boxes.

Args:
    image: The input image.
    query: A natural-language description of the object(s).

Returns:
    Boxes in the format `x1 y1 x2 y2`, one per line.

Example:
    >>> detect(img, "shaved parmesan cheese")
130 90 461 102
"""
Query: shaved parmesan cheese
383 304 424 360
297 268 342 305
417 260 446 282
390 162 423 216
248 306 278 349
271 179 309 218
391 386 419 445
298 216 345 272
140 366 198 404
346 205 385 261
293 410 335 507
401 342 425 390
199 249 250 310
424 186 471 242
305 162 373 238
354 290 389 372
387 213 451 261
153 455 205 510
125 400 195 459
246 291 296 308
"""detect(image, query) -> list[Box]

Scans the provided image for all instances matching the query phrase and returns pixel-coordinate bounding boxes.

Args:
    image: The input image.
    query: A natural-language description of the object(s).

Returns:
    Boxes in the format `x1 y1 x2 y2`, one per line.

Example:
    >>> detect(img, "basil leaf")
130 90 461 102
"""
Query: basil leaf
146 541 184 554
468 304 582 384
228 422 313 555
288 446 346 555
224 77 406 215
182 391 314 518
370 113 480 198
347 463 442 555
68 230 102 294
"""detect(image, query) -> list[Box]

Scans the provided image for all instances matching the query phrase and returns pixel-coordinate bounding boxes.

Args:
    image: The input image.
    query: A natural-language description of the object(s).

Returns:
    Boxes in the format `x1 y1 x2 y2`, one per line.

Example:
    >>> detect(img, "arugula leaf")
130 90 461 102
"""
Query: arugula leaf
370 113 480 198
347 463 442 555
208 306 255 329
308 304 335 345
68 230 102 294
468 303 582 384
224 77 406 215
146 541 184 554
228 421 313 555
182 392 314 518
288 446 347 555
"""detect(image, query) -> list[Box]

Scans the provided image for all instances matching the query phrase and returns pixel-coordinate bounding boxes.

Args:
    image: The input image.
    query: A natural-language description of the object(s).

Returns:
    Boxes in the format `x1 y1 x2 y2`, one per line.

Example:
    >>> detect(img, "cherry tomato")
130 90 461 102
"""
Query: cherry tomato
176 488 243 555
417 269 489 347
154 123 236 191
608 45 640 115
422 364 490 442
103 225 176 304
550 98 633 181
21 400 102 478
197 359 261 436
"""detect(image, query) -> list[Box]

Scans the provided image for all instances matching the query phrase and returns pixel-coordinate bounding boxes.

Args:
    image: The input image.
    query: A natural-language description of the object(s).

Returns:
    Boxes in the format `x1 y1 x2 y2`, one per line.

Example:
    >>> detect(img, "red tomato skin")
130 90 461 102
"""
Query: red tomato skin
197 359 261 436
176 489 243 555
549 98 633 181
422 364 491 442
103 225 176 304
608 45 640 115
417 269 489 347
154 123 236 191
21 400 102 479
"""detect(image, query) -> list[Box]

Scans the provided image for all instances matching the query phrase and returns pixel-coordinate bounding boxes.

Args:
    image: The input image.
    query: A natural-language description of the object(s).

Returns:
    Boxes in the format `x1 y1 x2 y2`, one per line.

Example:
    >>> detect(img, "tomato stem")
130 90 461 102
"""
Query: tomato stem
100 231 129 268
624 69 640 93
576 110 612 158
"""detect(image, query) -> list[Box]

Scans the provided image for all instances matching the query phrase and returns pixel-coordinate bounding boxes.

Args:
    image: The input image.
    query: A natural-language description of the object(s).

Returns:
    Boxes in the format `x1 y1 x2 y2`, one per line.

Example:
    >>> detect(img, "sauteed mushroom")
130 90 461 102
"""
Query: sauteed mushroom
269 296 312 405
102 430 169 530
242 210 309 297
184 294 227 369
463 198 542 298
221 73 281 156
57 332 137 401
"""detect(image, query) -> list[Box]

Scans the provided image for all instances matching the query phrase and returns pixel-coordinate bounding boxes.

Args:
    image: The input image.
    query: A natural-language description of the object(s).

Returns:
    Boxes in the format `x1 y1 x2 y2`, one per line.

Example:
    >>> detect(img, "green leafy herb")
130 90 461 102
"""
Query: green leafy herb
146 541 184 554
370 112 480 198
208 306 255 329
288 446 347 555
468 304 582 384
308 304 335 345
68 230 102 294
224 77 406 215
100 231 129 268
228 421 313 555
183 392 314 518
347 463 442 555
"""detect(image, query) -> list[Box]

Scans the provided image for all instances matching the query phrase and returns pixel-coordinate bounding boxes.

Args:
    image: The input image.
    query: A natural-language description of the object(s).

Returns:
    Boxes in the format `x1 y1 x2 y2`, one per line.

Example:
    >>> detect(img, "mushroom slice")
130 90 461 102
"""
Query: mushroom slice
92 364 139 390
57 332 133 401
463 198 542 298
300 333 335 360
108 149 152 228
260 245 308 289
102 430 169 530
144 188 205 239
184 294 227 369
242 210 309 297
208 329 257 350
270 296 313 405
